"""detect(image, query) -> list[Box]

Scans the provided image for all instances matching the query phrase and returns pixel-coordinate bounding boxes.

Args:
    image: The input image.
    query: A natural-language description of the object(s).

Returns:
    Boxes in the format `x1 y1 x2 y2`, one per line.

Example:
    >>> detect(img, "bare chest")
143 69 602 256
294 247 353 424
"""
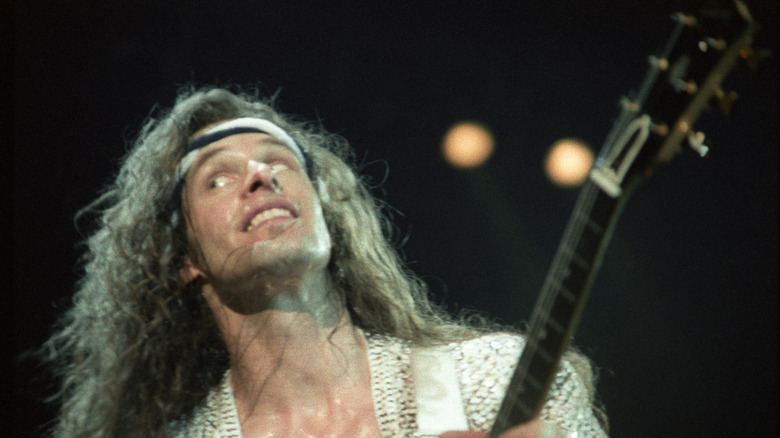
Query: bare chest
238 400 383 438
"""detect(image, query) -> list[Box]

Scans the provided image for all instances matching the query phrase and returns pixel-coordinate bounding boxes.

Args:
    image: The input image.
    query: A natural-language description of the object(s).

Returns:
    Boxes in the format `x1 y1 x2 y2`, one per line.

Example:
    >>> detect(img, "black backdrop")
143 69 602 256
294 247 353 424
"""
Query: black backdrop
14 1 778 437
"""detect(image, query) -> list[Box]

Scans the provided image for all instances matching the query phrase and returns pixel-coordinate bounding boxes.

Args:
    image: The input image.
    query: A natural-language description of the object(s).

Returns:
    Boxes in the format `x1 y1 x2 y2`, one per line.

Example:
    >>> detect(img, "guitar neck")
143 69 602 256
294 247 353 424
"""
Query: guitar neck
488 3 760 434
490 179 629 436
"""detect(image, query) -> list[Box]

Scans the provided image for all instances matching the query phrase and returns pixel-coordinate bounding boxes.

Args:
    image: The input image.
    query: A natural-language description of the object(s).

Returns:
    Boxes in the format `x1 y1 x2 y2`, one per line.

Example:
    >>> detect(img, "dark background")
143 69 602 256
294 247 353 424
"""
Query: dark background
13 1 777 437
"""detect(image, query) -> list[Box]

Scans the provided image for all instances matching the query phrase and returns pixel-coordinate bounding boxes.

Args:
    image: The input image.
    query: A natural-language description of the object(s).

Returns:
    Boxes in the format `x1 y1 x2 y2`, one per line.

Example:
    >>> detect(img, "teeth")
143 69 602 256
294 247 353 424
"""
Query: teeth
246 208 293 231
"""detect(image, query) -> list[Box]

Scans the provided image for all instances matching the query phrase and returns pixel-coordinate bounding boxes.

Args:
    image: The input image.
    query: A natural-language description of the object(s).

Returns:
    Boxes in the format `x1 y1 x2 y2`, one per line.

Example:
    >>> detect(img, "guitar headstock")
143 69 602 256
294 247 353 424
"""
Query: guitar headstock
589 0 764 198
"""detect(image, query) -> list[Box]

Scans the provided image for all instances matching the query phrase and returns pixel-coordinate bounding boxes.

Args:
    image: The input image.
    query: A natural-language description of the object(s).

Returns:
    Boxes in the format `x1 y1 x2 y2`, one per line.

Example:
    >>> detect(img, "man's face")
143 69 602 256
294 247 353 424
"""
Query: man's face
180 127 331 295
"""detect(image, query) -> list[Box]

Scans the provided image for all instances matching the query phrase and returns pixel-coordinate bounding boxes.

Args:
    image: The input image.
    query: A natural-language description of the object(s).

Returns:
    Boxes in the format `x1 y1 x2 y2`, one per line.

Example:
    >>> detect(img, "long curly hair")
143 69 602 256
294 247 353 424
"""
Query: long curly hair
42 86 606 437
41 87 480 437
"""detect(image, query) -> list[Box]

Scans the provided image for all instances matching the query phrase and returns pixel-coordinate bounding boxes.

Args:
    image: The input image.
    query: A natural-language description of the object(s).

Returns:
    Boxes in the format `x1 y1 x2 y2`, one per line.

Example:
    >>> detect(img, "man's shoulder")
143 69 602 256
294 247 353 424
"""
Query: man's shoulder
436 332 524 431
449 331 526 367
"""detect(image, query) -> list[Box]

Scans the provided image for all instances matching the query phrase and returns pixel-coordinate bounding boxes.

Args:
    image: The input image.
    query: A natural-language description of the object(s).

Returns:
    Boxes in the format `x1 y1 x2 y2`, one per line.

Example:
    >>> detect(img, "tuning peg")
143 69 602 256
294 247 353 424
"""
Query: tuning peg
687 131 709 157
713 88 738 115
671 12 697 27
740 47 771 70
698 38 727 52
649 55 669 71
672 78 698 94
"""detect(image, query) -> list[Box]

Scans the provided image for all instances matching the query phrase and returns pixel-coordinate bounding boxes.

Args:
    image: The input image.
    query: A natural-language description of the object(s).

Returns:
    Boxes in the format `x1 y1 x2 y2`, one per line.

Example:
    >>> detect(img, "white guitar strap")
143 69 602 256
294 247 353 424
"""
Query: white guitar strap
410 345 469 436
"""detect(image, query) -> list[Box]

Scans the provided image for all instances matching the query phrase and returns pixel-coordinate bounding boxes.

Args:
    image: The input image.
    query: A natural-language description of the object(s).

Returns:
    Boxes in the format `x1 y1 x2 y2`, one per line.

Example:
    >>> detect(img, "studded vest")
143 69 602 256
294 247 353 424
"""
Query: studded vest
168 331 608 437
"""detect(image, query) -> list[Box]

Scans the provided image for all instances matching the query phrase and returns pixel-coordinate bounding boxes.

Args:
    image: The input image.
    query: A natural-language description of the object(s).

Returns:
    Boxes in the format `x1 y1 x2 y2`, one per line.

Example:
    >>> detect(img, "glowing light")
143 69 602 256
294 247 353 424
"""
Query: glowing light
442 121 495 169
544 138 594 187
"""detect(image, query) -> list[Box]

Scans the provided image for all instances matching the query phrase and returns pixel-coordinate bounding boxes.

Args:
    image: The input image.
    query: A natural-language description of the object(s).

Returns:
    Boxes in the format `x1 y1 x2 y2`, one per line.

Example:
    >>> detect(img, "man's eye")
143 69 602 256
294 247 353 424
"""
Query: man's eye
208 175 233 189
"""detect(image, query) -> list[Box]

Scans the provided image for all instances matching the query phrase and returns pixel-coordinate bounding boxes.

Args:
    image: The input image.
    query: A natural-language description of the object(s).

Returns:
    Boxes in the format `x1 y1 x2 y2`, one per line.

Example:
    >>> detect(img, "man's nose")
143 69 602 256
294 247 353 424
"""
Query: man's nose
243 160 278 194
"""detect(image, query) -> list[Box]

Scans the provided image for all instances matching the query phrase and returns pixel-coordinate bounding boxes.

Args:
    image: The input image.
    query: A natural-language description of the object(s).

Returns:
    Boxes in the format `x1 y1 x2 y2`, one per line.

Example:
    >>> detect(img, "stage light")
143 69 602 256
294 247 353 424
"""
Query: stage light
544 138 594 187
442 121 495 169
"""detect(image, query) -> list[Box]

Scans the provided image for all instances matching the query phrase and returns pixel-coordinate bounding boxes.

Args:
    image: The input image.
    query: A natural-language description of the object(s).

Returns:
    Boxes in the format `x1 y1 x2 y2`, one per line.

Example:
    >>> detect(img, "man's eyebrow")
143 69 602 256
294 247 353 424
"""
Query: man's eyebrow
188 146 229 177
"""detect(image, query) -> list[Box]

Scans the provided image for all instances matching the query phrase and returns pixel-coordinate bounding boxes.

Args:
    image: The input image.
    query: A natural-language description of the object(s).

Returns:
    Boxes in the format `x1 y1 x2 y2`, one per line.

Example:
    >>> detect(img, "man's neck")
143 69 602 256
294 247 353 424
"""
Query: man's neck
225 305 362 383
202 274 371 415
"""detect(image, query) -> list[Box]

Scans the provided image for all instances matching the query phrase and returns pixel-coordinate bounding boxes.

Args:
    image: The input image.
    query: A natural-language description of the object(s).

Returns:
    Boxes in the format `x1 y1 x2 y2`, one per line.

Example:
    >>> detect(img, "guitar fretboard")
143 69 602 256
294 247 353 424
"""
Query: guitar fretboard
490 180 626 435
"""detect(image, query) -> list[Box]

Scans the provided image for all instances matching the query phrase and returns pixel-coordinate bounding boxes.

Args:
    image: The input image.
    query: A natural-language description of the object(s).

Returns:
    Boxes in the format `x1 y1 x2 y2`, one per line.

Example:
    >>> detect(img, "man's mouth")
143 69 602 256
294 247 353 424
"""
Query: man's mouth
246 208 293 232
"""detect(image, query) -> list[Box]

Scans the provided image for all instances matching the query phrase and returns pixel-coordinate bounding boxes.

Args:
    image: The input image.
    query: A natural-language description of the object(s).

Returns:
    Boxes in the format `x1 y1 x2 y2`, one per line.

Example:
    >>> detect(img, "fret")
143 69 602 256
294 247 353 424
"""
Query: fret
543 278 576 303
560 245 591 271
523 372 544 390
526 339 555 364
512 400 535 418
532 290 576 332
585 216 605 235
573 204 607 235
573 218 605 262
544 317 565 335
509 363 545 393
547 300 575 327
546 263 588 299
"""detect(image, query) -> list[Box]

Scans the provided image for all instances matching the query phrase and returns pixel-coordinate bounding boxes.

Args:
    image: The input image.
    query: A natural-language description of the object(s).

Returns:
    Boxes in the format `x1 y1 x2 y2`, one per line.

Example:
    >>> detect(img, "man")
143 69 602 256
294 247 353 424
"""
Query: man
42 87 608 437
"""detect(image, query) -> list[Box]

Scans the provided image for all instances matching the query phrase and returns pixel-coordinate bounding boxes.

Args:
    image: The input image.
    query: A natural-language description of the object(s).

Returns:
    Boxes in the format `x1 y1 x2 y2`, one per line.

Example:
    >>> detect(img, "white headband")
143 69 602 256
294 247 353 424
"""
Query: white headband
175 117 307 182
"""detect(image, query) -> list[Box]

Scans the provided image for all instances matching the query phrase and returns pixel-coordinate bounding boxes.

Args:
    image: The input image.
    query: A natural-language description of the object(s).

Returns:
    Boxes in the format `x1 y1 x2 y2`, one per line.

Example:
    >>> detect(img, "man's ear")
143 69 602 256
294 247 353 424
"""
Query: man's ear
180 256 204 286
317 179 330 204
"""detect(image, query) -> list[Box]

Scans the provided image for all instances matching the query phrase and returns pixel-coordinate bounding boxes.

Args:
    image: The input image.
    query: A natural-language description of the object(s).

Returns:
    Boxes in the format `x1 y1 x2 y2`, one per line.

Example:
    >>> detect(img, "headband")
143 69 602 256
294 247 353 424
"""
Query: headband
169 117 316 215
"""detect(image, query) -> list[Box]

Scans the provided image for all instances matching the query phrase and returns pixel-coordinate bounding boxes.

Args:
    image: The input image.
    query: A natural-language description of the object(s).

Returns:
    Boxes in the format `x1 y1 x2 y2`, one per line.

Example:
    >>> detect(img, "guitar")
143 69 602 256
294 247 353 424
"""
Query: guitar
489 2 764 436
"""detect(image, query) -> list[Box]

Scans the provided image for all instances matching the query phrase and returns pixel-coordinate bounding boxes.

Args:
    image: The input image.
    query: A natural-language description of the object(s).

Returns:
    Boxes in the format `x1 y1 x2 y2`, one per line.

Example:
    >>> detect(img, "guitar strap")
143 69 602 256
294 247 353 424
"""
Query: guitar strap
410 345 469 436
